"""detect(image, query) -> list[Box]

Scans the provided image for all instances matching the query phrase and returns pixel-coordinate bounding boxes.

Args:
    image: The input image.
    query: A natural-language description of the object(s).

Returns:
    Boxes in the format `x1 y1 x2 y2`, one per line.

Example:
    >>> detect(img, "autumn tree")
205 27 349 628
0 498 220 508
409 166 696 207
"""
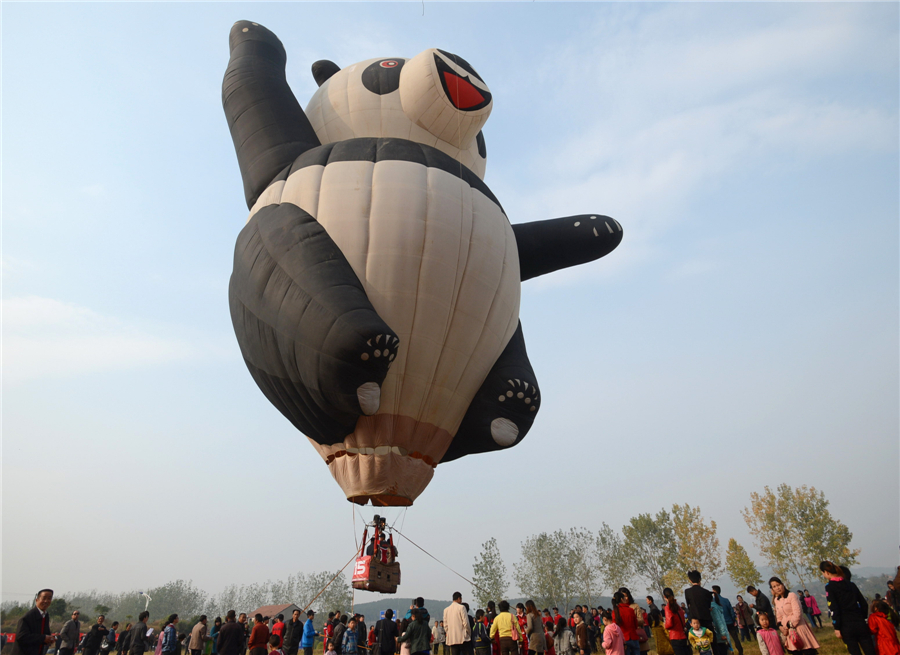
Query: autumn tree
725 539 762 590
472 537 508 608
742 484 859 588
597 523 633 592
665 504 723 590
622 510 677 598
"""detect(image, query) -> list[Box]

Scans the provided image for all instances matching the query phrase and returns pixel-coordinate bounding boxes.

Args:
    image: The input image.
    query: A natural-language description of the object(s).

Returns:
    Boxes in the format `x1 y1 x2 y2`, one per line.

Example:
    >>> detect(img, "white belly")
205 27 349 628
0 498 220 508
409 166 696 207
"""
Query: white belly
249 158 521 461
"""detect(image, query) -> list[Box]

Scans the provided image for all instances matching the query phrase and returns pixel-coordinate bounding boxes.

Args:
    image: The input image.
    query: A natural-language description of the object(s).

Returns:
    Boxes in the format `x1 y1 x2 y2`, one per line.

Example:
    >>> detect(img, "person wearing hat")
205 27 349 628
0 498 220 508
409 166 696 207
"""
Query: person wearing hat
12 589 54 655
301 612 319 655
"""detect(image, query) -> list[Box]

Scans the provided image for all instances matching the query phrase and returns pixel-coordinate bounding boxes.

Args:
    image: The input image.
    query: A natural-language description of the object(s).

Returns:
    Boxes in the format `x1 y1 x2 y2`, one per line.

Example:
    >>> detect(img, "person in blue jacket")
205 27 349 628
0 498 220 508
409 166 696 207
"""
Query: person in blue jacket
301 612 318 655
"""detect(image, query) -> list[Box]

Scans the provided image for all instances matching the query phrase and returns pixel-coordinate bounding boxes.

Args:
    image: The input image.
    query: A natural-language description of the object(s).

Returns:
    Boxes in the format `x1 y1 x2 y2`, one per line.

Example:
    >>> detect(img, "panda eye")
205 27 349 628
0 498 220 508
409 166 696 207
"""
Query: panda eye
380 60 399 68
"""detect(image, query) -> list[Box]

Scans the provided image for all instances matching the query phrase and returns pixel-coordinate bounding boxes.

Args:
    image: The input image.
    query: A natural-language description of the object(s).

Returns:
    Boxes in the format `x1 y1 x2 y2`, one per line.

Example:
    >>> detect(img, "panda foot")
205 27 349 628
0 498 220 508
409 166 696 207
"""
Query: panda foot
490 378 540 447
359 334 399 364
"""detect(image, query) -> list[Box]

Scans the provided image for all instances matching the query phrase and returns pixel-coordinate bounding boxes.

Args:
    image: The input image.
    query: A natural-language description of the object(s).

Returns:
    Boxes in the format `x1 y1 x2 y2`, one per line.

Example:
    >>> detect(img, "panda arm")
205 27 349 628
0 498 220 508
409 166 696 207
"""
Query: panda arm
512 214 623 281
222 20 321 209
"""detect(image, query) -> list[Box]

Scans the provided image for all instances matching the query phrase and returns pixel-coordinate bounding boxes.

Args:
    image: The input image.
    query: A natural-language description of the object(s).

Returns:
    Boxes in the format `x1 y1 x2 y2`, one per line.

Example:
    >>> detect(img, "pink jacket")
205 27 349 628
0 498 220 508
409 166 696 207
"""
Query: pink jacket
803 596 820 616
602 624 625 655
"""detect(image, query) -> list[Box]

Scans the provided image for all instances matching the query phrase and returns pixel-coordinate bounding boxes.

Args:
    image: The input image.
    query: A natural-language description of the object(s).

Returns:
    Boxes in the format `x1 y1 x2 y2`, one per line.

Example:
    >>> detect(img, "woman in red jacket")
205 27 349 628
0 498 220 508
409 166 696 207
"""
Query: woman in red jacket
868 602 899 655
663 589 689 655
612 592 639 655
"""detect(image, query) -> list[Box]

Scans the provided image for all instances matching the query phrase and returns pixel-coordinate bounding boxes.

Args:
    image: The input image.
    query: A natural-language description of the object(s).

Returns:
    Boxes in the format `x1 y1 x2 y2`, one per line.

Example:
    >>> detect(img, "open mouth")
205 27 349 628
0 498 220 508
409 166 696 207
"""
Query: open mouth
434 53 492 111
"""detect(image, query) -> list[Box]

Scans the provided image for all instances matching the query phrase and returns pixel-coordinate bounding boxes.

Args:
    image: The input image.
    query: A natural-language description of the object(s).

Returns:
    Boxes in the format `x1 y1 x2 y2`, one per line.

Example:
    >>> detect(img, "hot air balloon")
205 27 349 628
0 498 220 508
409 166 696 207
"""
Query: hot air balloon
223 21 623 507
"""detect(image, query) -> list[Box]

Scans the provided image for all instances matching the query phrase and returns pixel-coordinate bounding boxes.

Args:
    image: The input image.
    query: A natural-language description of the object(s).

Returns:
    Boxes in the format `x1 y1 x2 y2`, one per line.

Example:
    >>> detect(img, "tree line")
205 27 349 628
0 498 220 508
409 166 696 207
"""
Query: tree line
1 572 352 631
471 484 858 610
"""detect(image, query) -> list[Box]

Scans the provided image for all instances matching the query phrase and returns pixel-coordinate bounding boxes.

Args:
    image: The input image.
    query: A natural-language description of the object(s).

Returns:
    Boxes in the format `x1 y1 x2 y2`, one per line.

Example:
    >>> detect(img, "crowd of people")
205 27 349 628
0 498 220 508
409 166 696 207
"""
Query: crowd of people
7 564 900 655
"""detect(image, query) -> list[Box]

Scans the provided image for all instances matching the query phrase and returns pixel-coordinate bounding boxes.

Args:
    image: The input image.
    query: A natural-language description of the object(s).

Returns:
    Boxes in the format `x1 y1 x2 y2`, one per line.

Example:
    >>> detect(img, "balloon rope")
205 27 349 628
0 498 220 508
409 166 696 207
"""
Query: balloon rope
390 526 491 597
301 550 360 613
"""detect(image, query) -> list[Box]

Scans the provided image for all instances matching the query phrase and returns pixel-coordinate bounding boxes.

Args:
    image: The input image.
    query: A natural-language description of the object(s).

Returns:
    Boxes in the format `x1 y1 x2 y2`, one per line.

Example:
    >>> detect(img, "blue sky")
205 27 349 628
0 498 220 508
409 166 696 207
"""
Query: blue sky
3 2 897 604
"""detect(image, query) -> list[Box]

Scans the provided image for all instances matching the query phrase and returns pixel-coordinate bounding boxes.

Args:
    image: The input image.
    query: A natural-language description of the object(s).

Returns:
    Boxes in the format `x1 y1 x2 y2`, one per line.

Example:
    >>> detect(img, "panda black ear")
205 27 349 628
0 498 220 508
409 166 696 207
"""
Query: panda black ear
312 60 341 86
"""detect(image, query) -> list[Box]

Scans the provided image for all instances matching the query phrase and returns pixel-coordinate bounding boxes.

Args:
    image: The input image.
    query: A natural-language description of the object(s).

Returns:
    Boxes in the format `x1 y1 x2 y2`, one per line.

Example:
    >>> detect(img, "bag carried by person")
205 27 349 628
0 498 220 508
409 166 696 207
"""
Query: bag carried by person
652 627 673 655
510 619 520 643
635 628 648 644
786 624 801 650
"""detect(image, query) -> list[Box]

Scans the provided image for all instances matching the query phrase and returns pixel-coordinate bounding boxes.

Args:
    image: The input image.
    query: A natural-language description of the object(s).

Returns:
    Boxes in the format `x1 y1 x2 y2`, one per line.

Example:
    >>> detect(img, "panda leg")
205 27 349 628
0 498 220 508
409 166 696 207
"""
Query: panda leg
223 21 321 210
229 202 399 445
512 214 623 281
441 322 540 462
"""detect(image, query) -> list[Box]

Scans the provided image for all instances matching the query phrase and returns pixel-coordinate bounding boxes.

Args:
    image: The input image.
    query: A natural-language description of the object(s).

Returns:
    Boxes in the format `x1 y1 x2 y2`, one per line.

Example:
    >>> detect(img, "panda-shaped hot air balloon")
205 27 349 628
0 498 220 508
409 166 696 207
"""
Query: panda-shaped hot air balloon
224 21 623 506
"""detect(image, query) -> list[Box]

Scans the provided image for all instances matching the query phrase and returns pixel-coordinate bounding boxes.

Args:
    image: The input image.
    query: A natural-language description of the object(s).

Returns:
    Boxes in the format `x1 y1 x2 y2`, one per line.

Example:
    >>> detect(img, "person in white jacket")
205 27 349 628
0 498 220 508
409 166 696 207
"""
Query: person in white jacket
443 593 472 655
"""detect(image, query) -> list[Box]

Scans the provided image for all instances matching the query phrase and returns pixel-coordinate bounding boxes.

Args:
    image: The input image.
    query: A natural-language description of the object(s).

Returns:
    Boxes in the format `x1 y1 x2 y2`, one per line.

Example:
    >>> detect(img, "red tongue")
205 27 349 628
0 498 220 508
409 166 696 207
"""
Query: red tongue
443 71 484 109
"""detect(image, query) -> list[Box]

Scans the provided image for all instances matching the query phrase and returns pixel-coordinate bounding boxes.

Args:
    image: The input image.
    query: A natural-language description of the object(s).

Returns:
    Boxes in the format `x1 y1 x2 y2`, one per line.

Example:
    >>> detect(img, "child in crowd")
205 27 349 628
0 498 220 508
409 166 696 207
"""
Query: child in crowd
473 610 492 655
343 619 359 655
601 611 624 655
267 635 284 655
326 640 337 655
755 612 784 655
687 618 713 655
868 602 900 655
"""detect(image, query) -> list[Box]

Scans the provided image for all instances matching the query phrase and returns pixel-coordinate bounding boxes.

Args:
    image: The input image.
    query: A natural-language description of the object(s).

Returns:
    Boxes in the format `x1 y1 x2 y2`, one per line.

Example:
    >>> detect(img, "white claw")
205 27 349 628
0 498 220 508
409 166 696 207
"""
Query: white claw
357 382 381 415
491 418 519 446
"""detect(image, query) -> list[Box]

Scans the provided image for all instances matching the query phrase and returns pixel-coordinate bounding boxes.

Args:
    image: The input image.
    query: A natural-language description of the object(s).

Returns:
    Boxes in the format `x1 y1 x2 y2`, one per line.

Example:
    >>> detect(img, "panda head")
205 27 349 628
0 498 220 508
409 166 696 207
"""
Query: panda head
304 48 491 179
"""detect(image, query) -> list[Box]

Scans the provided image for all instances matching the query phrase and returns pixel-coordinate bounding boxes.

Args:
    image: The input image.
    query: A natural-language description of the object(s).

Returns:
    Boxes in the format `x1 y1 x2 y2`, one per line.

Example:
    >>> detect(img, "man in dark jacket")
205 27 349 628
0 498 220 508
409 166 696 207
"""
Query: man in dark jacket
218 612 245 655
130 612 151 655
83 615 111 655
746 586 773 626
685 571 720 655
60 611 82 655
12 589 54 655
283 610 303 655
374 610 399 655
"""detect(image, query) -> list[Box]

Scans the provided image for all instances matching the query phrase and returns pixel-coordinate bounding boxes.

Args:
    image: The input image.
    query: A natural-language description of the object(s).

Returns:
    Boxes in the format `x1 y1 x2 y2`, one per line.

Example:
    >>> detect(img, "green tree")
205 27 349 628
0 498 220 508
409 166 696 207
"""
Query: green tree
596 523 633 593
568 528 601 607
622 510 677 598
472 538 508 608
665 504 723 590
50 598 69 619
742 484 859 588
725 539 762 590
514 531 581 611
94 604 112 616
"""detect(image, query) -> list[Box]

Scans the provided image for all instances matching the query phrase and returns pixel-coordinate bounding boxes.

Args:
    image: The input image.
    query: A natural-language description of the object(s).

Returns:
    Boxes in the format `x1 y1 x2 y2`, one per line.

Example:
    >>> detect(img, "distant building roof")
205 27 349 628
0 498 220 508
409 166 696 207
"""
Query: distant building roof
250 603 300 619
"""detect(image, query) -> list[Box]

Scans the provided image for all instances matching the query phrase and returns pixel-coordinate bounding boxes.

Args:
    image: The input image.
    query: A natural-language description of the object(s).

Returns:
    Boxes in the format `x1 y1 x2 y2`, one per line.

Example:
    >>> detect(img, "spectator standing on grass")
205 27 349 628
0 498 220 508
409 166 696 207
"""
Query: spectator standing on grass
444 593 472 655
711 587 740 655
612 591 639 655
524 601 545 655
190 616 209 655
118 624 134 655
375 610 399 655
210 619 222 655
237 616 249 655
746 588 772 630
868 602 899 655
356 616 368 655
553 615 576 655
161 616 180 655
397 611 428 655
218 612 245 655
707 594 732 655
663 588 689 655
733 598 753 642
802 593 822 630
433 621 446 655
685 572 716 655
130 612 151 655
271 617 285 650
754 613 783 655
821 561 875 655
406 600 431 625
248 616 269 655
300 612 318 655
343 619 361 655
600 611 624 655
84 616 112 655
60 611 82 655
283 611 301 655
333 617 348 655
474 611 492 655
12 589 55 655
106 622 120 655
489 601 519 655
572 613 588 655
267 635 284 655
769 578 818 655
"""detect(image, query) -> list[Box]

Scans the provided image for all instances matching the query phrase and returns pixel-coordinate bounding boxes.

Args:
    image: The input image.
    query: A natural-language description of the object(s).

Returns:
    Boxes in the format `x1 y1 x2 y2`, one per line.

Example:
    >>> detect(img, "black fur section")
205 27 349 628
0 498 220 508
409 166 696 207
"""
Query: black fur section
513 214 623 281
441 322 540 462
229 202 398 446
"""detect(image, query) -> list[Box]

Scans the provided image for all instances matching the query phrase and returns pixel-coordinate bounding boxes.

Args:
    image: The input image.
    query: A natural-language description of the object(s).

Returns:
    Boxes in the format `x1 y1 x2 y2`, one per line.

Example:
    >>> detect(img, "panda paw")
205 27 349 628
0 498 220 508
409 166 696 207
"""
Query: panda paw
491 378 540 446
359 334 399 365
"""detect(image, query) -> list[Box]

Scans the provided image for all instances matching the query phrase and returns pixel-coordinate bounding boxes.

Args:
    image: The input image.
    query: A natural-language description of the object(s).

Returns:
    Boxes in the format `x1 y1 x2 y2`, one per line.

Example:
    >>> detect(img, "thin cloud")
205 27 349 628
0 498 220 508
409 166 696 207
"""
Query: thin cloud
2 296 199 383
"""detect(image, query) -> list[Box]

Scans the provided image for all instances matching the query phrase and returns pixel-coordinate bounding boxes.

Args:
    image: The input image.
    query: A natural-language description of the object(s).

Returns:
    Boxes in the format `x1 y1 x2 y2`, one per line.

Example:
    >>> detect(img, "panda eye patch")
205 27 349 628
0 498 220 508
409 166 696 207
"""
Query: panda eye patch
362 58 405 95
